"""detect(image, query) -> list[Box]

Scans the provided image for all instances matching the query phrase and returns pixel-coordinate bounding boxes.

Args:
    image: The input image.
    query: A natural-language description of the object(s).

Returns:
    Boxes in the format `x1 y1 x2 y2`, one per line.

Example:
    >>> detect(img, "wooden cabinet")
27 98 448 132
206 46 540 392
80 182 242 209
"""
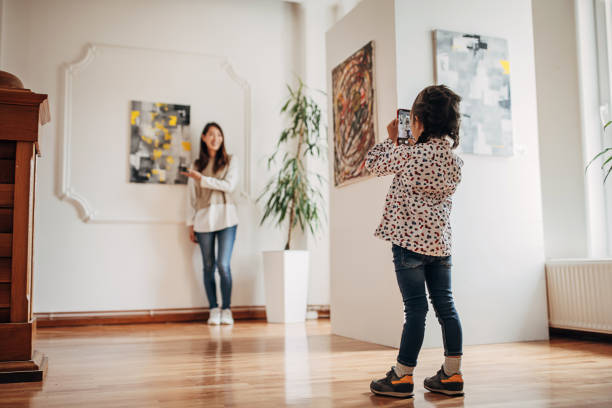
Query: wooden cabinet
0 76 49 383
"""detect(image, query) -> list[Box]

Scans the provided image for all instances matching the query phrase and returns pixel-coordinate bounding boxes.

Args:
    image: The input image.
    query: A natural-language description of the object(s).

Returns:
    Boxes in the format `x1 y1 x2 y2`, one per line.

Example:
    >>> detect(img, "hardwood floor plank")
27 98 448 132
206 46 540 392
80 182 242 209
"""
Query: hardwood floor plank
0 321 610 407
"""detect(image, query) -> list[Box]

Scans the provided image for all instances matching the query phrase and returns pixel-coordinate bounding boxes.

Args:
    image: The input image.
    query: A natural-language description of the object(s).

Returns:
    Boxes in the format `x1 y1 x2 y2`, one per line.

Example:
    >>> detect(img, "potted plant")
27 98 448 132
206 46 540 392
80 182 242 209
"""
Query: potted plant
587 121 612 182
258 79 326 323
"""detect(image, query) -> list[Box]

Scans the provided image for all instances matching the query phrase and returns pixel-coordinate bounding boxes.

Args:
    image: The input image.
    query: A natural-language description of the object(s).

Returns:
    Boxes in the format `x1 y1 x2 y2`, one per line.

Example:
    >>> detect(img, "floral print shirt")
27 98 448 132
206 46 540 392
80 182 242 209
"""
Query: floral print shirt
365 138 463 256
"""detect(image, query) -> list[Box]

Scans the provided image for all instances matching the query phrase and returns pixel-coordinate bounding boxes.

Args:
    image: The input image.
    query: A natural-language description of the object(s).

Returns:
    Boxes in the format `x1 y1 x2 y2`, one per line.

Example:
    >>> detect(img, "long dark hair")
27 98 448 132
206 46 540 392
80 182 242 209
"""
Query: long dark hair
411 85 461 149
194 122 229 173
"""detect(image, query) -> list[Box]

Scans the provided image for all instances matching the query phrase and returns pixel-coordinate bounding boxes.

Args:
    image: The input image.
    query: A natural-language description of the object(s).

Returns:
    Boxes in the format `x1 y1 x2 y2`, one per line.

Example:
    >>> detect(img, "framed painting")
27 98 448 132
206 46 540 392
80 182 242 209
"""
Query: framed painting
332 41 377 187
129 101 191 184
434 29 513 156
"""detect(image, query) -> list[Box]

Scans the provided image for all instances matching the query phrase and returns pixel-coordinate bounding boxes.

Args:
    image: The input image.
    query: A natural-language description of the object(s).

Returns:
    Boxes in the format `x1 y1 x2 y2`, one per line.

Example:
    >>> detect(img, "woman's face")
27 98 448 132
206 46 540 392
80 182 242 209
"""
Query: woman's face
202 126 223 152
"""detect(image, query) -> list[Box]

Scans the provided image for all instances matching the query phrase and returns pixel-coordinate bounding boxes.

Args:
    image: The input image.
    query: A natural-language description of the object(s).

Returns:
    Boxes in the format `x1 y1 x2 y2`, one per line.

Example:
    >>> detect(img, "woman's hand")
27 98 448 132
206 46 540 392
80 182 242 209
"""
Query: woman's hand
181 169 202 182
387 119 399 145
189 226 197 243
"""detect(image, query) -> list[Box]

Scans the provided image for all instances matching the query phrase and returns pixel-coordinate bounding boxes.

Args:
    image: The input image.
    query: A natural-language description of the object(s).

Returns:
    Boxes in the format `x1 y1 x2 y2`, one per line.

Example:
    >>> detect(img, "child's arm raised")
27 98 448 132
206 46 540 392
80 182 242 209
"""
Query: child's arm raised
364 119 411 176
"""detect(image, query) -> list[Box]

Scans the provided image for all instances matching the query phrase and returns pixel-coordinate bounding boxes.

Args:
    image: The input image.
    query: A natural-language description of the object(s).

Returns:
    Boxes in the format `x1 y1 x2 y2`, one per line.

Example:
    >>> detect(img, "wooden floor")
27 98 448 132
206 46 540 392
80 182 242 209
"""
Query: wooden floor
0 320 611 408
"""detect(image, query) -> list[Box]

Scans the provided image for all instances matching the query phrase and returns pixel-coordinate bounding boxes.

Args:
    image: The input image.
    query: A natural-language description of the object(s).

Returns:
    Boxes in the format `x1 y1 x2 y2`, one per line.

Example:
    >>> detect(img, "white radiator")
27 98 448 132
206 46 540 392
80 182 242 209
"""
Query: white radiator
545 259 612 334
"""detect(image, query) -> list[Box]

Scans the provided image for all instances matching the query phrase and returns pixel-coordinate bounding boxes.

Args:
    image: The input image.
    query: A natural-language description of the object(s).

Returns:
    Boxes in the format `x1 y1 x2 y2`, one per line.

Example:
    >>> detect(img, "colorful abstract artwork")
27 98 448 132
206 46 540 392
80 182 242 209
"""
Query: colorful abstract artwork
129 101 191 184
434 29 513 156
332 41 376 187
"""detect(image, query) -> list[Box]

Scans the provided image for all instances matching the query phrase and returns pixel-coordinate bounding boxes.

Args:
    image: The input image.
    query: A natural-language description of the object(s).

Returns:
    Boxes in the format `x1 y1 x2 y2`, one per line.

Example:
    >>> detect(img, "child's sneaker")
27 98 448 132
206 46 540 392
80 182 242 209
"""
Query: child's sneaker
370 367 414 398
424 365 464 396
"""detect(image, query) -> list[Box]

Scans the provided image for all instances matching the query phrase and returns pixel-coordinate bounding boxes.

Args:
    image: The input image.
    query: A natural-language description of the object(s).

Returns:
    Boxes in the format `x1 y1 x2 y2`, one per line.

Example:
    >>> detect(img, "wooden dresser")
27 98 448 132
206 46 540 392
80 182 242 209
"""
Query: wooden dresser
0 72 49 383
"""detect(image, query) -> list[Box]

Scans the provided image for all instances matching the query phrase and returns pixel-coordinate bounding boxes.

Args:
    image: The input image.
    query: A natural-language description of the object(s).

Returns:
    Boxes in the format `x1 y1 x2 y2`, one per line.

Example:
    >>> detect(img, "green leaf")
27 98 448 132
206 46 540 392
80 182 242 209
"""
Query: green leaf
605 121 612 131
586 148 612 172
257 77 327 240
605 165 612 183
281 99 291 113
601 155 612 170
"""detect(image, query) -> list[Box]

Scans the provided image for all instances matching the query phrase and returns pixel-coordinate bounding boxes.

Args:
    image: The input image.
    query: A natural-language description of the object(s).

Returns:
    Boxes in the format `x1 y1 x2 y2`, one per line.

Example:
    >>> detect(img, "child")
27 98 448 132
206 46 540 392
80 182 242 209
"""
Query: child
366 85 464 398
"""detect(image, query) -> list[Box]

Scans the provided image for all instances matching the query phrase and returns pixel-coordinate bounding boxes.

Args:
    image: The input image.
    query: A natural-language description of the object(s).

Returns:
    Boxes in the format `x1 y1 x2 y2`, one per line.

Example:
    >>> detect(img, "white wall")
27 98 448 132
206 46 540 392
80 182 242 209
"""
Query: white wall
0 0 331 312
0 0 4 66
588 0 612 256
575 0 608 257
327 0 549 350
298 3 336 307
532 0 591 259
326 0 400 346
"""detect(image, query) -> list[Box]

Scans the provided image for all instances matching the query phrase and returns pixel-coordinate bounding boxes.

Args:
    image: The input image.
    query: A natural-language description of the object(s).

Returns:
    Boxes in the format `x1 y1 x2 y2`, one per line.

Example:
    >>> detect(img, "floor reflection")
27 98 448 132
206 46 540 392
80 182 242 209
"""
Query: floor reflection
0 321 609 407
284 324 314 404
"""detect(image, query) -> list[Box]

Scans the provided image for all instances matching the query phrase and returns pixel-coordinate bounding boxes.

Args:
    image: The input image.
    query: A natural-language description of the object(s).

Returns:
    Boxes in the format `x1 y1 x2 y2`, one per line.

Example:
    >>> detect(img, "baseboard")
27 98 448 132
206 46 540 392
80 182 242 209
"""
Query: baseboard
35 305 330 327
306 304 330 318
35 306 265 327
549 327 612 343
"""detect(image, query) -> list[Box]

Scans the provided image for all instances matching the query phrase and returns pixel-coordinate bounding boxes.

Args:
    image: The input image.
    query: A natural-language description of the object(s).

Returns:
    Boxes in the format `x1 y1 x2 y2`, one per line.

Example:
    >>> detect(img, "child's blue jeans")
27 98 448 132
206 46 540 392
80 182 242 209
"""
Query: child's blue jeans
392 244 463 367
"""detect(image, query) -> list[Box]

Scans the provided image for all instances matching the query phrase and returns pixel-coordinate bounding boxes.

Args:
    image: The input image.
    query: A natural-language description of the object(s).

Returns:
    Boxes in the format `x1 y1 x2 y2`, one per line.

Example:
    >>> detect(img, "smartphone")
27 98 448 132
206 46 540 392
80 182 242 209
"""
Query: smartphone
396 109 412 145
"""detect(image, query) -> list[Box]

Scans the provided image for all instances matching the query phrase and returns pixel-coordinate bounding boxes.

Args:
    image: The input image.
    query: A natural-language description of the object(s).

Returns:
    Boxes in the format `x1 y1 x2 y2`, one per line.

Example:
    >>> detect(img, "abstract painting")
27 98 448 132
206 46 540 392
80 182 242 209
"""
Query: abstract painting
434 29 513 156
129 101 191 184
332 41 376 187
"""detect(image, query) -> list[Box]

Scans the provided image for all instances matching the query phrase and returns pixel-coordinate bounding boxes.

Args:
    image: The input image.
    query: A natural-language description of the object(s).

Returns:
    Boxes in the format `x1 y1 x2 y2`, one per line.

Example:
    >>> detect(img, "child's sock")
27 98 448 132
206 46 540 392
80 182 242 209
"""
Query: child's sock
393 362 414 377
443 356 462 376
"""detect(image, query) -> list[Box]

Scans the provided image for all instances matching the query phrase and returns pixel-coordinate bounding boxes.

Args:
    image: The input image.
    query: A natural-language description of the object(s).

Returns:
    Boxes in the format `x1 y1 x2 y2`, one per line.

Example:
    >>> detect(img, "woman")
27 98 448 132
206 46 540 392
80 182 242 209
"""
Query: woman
182 122 239 325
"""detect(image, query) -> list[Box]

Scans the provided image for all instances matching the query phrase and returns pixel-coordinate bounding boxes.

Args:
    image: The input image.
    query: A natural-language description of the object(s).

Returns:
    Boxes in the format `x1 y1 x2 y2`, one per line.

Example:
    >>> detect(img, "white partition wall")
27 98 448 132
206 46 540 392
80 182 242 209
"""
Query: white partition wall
327 0 549 349
326 0 402 347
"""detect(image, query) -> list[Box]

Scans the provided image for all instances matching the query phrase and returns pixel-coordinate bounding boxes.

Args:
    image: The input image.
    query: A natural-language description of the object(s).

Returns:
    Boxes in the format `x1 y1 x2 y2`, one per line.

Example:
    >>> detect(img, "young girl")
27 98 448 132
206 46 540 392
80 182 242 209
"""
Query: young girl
367 85 464 398
182 122 239 326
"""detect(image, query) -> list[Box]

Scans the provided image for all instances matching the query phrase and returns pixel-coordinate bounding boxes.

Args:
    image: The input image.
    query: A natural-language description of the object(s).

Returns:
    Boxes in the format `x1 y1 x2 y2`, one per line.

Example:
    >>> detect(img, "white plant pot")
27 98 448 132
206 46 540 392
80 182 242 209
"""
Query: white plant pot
262 250 309 323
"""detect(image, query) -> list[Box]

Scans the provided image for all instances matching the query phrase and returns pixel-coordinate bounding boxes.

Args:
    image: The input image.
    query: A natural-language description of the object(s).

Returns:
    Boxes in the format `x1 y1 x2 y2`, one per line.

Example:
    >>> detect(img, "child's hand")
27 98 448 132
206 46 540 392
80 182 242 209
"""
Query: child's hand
387 119 398 145
407 134 417 146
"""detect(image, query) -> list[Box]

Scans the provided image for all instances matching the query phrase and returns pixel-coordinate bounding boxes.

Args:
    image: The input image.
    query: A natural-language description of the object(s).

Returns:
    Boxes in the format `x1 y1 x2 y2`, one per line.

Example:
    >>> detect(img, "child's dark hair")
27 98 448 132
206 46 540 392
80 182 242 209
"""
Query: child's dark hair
411 85 461 149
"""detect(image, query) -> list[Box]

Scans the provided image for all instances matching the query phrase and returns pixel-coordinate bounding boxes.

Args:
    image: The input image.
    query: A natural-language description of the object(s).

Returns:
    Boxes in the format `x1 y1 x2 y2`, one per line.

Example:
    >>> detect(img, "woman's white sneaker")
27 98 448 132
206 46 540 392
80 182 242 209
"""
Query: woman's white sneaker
207 308 221 325
220 309 234 325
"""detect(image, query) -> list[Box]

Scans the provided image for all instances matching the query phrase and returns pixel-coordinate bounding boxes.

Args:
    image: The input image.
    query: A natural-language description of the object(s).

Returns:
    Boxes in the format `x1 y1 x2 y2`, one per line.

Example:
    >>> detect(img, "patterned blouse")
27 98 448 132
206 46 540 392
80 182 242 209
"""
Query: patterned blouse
365 138 463 257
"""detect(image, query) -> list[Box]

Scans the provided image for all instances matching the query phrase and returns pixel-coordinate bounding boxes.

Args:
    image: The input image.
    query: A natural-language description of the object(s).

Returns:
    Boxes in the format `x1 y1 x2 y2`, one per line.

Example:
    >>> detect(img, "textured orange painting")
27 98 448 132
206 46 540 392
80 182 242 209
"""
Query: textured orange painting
332 41 376 187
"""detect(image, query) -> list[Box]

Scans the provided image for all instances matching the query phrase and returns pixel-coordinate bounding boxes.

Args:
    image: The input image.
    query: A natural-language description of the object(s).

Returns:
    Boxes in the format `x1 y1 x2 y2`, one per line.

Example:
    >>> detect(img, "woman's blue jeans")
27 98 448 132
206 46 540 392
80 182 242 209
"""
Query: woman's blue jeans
392 244 463 367
195 225 237 310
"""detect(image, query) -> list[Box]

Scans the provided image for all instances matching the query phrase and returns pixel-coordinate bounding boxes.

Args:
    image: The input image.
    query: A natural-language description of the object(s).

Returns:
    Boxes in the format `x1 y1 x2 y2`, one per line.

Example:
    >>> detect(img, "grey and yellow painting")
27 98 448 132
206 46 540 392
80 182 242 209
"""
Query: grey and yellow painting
129 101 191 184
434 30 513 156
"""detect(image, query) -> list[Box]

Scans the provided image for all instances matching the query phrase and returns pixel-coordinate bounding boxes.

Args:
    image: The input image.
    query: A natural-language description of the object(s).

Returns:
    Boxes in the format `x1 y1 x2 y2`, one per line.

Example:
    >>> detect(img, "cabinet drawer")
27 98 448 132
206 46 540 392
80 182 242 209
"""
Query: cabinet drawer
0 142 16 160
0 160 14 184
0 283 9 307
0 234 11 257
0 185 13 208
0 209 12 233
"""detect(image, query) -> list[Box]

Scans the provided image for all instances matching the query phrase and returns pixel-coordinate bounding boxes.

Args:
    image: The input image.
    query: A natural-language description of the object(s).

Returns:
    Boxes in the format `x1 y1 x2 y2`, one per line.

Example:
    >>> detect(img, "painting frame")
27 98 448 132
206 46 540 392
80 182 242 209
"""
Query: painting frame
331 40 379 188
433 29 514 157
129 100 192 185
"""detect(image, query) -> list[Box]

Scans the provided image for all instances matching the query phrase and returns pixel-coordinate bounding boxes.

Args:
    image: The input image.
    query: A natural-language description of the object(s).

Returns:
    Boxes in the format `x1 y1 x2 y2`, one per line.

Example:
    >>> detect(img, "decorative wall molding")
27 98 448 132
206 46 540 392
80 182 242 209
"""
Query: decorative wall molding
59 43 253 224
60 44 99 222
221 60 253 199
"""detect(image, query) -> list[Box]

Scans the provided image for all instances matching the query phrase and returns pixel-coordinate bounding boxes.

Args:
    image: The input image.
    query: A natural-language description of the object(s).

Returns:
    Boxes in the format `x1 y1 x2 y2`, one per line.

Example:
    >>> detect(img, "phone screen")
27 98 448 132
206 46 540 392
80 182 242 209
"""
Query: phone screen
397 109 412 144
